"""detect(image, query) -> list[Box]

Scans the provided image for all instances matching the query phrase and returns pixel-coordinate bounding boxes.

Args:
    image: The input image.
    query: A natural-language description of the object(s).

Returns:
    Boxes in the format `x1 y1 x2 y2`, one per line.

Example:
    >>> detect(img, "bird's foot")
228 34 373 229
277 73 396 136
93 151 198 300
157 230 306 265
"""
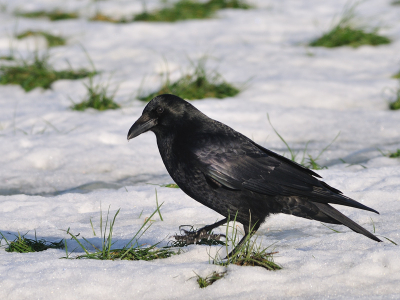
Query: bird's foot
173 225 225 246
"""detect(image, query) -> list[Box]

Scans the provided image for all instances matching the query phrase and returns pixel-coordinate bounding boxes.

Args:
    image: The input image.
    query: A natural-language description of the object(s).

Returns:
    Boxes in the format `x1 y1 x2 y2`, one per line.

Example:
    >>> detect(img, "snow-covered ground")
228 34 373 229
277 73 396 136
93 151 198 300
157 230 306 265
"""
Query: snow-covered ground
0 0 399 299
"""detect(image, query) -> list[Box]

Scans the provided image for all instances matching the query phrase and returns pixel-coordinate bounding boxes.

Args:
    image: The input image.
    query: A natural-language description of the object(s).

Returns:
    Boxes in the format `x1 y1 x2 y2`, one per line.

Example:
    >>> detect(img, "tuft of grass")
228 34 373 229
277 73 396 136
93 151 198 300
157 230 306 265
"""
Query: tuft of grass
310 27 391 48
207 0 251 9
267 114 339 170
383 83 400 110
138 58 240 101
0 53 95 92
213 214 281 271
309 3 391 48
379 148 400 158
389 149 400 158
388 88 400 110
16 10 78 21
0 231 64 253
392 0 400 5
70 76 120 111
195 271 226 288
392 71 400 79
63 204 178 260
0 55 14 61
89 13 130 23
134 0 250 22
16 30 66 48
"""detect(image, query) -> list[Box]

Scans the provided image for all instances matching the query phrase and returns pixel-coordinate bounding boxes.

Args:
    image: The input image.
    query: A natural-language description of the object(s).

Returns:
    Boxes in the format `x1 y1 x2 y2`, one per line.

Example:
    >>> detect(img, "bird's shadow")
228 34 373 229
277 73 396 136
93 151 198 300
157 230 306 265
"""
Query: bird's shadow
258 227 318 241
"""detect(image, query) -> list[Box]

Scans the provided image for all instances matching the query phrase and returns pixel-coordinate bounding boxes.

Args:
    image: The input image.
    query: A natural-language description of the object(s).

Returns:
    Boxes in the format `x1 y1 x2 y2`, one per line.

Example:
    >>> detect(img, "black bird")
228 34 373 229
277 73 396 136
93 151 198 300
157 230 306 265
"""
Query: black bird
127 94 381 253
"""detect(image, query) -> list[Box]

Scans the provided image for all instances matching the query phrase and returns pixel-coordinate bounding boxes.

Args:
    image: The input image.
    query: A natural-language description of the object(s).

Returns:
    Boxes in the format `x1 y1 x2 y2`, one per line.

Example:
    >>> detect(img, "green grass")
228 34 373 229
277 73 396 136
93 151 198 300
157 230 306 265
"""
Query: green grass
267 114 340 170
154 188 164 221
320 222 343 233
16 10 78 21
134 0 250 22
389 88 400 110
370 217 397 245
89 13 130 23
213 214 281 271
392 0 400 5
16 31 66 47
310 26 391 48
388 149 400 158
195 271 226 288
63 205 178 260
0 54 95 92
146 183 180 188
0 55 14 61
162 183 179 188
392 71 400 79
71 76 120 111
338 158 366 169
138 58 240 101
0 231 63 253
309 3 391 48
379 148 400 159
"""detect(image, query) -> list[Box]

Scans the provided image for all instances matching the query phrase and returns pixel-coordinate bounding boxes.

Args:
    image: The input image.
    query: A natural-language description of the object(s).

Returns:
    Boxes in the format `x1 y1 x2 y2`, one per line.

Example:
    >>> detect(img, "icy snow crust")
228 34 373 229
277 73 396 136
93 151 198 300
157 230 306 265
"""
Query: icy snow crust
0 0 399 299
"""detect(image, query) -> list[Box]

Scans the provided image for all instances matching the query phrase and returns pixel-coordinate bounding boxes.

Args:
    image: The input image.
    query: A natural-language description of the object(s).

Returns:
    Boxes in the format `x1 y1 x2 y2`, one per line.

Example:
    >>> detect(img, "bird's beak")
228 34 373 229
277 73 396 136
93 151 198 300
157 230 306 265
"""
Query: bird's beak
127 114 157 140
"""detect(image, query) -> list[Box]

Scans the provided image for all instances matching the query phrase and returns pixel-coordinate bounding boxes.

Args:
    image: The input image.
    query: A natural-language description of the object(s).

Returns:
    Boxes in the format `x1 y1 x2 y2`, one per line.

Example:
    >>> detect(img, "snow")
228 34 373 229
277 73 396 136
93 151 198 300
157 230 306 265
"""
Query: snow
0 0 400 298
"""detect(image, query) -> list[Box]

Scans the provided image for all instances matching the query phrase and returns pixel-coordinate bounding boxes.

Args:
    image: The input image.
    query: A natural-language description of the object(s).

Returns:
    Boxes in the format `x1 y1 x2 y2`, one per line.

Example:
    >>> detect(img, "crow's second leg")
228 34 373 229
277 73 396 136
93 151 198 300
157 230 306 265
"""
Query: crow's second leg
226 222 260 258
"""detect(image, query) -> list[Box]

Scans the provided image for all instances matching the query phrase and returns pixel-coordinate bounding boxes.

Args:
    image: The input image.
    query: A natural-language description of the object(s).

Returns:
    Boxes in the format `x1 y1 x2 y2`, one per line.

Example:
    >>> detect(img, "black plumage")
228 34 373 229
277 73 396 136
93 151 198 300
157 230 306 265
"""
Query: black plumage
127 94 381 253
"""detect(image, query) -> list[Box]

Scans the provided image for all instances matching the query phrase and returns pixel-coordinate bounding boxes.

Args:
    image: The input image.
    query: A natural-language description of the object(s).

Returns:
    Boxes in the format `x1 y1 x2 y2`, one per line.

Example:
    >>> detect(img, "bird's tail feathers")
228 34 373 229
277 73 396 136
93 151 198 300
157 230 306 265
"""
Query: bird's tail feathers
313 202 382 242
309 190 379 215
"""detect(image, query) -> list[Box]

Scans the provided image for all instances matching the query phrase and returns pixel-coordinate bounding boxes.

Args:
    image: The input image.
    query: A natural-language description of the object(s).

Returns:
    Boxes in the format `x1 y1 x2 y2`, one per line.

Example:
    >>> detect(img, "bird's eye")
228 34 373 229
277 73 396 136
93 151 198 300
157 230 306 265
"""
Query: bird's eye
156 106 164 114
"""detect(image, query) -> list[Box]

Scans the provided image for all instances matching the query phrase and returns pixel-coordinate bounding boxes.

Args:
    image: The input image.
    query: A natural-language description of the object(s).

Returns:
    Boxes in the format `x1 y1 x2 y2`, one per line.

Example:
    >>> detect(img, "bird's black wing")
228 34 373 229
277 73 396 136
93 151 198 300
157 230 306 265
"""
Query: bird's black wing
190 131 378 214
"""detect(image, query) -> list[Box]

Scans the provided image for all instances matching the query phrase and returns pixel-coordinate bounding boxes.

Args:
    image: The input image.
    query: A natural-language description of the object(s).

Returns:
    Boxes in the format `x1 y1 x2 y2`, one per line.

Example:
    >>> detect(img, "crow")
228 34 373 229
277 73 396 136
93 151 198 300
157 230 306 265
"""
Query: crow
127 94 381 254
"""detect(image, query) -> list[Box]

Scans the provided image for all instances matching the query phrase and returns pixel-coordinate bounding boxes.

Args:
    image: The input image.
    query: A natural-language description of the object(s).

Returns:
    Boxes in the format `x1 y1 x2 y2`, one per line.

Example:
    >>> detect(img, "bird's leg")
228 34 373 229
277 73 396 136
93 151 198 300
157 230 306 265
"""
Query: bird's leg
225 224 251 258
174 218 227 245
225 221 260 259
194 218 228 234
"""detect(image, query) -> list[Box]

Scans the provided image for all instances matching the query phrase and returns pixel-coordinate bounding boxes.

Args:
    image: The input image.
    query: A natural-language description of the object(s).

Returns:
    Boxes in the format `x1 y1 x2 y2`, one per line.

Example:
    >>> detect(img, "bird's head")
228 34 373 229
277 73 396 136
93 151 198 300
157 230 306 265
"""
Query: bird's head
127 94 199 140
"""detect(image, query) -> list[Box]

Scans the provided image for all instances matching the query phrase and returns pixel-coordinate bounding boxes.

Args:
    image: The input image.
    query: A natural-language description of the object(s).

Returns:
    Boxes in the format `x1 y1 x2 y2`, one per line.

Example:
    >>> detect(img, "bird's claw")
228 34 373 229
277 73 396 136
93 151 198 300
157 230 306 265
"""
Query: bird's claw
173 226 225 246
